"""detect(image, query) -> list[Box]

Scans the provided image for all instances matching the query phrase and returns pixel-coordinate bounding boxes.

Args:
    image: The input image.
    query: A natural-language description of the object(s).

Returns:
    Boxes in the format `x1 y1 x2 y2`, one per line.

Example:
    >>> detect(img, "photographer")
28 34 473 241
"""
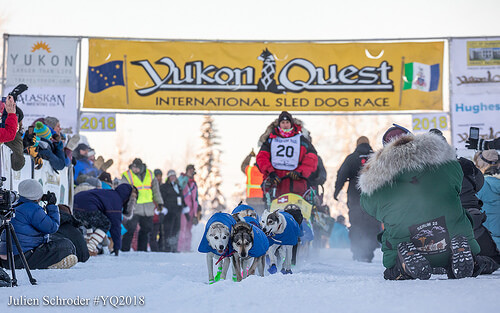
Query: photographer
0 95 18 144
2 106 26 171
0 179 77 269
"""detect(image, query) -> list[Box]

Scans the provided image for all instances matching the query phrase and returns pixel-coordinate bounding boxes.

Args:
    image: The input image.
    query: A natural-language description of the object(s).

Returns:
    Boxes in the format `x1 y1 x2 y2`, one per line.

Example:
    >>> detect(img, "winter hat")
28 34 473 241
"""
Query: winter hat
34 121 52 140
429 128 447 142
154 169 163 177
278 111 294 125
356 136 370 146
382 123 411 146
44 116 59 130
475 150 499 171
167 169 176 177
18 179 44 200
132 158 144 168
76 143 89 152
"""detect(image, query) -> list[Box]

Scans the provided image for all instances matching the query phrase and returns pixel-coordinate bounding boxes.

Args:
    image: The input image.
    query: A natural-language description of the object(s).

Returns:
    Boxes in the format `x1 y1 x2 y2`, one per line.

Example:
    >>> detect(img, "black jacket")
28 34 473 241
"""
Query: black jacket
160 180 185 214
52 211 90 263
458 157 484 209
334 143 372 205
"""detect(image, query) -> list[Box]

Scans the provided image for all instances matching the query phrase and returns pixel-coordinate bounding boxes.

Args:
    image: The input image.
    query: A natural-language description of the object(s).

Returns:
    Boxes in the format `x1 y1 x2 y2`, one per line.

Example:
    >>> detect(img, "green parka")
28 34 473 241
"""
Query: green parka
359 133 479 269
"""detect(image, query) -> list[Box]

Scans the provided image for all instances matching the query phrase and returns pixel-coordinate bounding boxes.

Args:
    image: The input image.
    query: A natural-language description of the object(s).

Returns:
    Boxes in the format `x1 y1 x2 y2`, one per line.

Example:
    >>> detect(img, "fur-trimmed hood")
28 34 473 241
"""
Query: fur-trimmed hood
358 133 457 196
257 117 311 147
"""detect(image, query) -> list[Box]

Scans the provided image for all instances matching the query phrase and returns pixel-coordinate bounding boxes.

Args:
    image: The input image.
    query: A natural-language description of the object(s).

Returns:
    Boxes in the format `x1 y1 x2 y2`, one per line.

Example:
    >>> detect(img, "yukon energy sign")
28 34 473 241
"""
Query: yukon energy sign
83 40 444 112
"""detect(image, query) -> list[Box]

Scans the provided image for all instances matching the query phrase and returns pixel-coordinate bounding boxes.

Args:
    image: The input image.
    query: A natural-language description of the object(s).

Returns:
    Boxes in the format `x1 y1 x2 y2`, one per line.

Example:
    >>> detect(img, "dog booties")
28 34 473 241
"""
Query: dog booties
267 212 301 246
198 213 236 256
246 222 270 258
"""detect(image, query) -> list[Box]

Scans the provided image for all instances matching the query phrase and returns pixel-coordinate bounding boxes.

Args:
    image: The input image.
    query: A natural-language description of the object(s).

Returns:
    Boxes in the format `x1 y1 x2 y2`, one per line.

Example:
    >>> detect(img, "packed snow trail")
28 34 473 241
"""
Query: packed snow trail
1 225 499 313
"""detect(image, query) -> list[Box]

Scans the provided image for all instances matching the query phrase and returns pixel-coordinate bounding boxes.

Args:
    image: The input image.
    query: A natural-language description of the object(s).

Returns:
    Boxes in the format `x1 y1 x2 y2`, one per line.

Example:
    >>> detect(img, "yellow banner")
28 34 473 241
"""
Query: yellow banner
84 40 444 111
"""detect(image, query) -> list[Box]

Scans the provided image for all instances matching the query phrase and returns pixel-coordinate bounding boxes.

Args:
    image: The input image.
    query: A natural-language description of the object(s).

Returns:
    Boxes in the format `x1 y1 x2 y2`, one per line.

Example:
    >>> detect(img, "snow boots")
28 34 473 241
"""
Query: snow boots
87 229 107 256
396 242 432 280
0 268 11 287
449 235 474 279
48 254 78 269
473 255 500 276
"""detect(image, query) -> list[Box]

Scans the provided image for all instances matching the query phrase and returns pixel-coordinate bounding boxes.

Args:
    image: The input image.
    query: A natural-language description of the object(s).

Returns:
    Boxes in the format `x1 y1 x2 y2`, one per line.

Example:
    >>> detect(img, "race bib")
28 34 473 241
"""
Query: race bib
270 134 301 171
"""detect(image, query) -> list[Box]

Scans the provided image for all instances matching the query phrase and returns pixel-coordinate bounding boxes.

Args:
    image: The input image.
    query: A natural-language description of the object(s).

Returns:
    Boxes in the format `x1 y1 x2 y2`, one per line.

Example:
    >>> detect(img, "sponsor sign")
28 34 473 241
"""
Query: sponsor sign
449 38 500 152
84 40 444 112
412 113 448 133
80 112 116 132
5 36 79 133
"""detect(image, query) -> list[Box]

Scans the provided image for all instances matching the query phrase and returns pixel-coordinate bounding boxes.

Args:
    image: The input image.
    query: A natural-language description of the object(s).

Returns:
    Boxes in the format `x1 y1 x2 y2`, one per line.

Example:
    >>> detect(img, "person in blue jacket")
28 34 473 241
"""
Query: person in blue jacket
73 183 137 256
73 143 100 184
329 215 350 249
475 150 500 251
0 179 77 269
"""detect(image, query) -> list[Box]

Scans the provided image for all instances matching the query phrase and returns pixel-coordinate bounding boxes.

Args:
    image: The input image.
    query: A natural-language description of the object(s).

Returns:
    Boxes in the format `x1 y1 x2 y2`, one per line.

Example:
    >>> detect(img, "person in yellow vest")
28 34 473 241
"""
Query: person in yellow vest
120 158 164 252
241 149 265 216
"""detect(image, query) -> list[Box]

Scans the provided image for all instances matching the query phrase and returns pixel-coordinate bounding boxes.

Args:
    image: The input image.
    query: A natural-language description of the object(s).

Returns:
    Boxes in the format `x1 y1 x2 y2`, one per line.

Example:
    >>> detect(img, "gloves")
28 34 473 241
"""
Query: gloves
268 172 281 185
161 207 168 215
182 206 190 214
43 191 57 205
289 171 301 180
479 139 490 151
110 248 119 256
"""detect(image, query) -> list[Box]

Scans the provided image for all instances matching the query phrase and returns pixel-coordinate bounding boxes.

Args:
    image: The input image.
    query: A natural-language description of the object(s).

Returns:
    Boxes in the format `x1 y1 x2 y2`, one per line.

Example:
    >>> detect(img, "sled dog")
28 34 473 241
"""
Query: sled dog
231 221 267 282
198 213 236 284
260 210 300 274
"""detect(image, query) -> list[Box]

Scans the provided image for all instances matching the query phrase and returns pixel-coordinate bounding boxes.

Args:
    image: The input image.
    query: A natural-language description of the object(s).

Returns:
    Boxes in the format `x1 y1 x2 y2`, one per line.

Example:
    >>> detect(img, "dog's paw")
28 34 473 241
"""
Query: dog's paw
268 264 278 274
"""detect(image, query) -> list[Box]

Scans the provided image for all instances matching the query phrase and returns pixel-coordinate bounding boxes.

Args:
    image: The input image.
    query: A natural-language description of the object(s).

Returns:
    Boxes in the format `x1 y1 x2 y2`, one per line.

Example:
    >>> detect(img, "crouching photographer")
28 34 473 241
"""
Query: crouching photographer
0 179 77 270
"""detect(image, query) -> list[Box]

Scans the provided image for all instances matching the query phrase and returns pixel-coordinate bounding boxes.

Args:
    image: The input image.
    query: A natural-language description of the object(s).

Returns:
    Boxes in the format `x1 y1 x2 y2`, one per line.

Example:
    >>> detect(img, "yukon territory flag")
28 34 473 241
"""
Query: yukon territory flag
88 60 125 93
403 62 440 92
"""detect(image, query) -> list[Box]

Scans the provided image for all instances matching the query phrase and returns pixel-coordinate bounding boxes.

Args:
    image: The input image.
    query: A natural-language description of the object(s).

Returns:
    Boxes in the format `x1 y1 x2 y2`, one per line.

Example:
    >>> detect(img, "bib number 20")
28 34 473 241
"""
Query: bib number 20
276 145 294 158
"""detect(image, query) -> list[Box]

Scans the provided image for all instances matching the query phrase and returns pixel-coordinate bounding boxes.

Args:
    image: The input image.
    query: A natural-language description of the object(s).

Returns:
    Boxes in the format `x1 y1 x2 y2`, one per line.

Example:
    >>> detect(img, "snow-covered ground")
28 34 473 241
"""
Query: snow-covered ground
2 225 500 313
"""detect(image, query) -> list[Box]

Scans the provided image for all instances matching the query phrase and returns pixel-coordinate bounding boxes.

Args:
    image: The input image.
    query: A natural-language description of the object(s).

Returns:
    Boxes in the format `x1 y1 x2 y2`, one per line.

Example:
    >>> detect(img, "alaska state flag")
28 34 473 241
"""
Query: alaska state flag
403 62 440 92
88 60 125 93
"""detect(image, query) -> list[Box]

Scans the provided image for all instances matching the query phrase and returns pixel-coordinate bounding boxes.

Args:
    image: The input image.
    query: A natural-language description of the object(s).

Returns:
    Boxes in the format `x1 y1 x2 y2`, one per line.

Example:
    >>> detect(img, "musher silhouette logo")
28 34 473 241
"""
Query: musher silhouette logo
257 49 281 94
132 49 394 96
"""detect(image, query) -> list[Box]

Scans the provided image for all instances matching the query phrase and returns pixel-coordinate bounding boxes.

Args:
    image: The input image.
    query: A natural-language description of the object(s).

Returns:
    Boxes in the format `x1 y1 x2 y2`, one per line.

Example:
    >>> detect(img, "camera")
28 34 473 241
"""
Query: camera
0 177 19 217
9 84 28 102
40 191 57 205
465 127 480 150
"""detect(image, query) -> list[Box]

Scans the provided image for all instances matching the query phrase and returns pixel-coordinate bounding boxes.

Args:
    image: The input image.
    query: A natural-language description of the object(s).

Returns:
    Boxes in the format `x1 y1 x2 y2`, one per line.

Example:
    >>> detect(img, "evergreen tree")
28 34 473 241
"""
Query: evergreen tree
196 115 226 215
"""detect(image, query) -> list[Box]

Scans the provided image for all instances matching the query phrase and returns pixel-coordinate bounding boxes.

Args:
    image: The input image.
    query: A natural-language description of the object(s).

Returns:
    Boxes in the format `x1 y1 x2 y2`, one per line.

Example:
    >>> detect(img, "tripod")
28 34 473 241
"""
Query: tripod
0 212 37 287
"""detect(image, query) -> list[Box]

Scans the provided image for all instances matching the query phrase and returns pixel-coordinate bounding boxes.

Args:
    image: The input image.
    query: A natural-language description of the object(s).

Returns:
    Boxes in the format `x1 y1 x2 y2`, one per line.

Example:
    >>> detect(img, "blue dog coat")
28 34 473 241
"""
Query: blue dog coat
198 213 236 256
267 212 301 246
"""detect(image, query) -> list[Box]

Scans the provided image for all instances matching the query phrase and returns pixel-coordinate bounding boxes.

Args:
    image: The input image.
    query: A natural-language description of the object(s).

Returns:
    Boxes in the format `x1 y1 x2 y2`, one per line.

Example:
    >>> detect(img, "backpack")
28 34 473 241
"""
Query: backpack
309 156 327 187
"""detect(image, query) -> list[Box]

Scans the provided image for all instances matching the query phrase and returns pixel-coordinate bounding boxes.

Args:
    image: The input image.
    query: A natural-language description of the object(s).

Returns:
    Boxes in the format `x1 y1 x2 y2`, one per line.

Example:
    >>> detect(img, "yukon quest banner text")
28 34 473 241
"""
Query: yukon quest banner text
83 40 444 112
